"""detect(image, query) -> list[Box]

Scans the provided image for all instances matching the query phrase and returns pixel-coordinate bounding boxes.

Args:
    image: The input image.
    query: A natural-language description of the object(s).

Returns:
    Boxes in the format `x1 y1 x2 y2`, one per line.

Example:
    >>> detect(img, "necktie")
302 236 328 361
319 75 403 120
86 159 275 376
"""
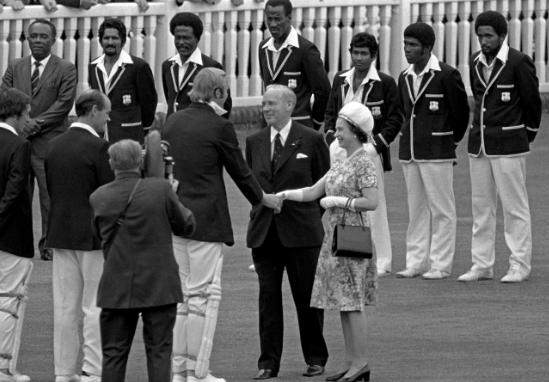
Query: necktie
31 62 41 93
271 133 283 174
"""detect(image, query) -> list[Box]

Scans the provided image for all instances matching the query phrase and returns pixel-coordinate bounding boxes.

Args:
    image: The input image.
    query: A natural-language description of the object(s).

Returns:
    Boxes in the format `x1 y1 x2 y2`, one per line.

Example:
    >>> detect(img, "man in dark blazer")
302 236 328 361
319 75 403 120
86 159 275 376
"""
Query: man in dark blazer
259 0 331 130
163 68 279 382
396 23 469 281
44 90 115 382
162 12 232 119
246 85 330 380
0 89 34 382
90 139 195 382
1 18 77 260
324 32 402 277
89 18 157 145
458 11 542 284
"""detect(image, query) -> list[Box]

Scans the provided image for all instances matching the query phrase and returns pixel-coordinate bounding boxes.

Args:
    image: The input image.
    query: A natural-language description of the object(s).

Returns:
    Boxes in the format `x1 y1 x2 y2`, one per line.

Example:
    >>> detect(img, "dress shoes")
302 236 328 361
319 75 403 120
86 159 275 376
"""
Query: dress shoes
501 270 528 283
0 370 30 382
457 269 493 282
325 370 348 381
55 375 80 382
187 373 226 382
395 268 422 278
253 369 278 380
422 269 450 280
303 364 324 377
342 365 370 382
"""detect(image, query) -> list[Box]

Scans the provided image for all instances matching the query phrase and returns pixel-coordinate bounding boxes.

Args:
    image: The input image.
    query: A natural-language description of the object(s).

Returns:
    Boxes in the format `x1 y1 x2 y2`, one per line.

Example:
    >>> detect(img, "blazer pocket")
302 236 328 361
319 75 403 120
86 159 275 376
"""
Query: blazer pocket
424 94 444 115
121 122 142 127
496 84 515 89
501 124 524 131
284 71 301 76
431 131 453 136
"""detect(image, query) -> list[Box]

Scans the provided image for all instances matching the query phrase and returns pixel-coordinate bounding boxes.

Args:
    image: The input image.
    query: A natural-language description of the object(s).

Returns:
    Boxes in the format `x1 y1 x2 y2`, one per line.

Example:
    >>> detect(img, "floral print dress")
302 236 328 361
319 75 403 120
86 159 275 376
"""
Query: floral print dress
310 148 378 311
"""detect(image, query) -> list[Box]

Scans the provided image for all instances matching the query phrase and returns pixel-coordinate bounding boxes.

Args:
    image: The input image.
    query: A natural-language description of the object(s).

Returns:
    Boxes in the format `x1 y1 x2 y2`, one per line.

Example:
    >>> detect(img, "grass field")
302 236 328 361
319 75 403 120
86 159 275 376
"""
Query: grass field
18 114 549 382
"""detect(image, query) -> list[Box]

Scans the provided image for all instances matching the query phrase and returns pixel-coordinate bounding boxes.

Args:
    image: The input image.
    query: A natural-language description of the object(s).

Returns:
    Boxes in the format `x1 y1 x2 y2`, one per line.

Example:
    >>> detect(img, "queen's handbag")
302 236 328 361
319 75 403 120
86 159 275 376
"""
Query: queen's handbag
332 198 372 259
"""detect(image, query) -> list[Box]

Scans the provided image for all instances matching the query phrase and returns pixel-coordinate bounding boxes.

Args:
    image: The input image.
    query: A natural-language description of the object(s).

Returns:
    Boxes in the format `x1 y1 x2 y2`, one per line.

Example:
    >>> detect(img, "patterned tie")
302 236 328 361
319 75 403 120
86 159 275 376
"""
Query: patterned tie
271 133 283 174
31 62 41 93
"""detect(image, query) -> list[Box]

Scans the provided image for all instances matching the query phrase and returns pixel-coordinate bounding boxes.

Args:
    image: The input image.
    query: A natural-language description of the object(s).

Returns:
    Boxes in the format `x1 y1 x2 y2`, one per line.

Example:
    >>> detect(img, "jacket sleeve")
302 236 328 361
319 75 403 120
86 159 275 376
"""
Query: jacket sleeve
0 60 15 91
303 44 331 129
96 142 115 186
0 141 31 220
444 68 470 144
137 61 158 128
516 54 542 142
373 76 403 152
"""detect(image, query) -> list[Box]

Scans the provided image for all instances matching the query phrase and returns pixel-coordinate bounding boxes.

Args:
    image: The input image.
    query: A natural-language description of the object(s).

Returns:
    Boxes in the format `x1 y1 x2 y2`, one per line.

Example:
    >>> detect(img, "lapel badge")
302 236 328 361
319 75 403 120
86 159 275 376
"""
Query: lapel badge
371 106 381 117
123 94 131 105
429 101 439 112
501 92 511 102
288 79 297 89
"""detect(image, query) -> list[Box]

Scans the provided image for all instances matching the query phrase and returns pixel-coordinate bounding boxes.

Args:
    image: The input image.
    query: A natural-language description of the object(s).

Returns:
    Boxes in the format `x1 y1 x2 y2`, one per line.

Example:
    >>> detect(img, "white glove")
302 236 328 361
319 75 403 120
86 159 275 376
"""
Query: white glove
363 142 378 158
320 196 355 210
276 189 303 202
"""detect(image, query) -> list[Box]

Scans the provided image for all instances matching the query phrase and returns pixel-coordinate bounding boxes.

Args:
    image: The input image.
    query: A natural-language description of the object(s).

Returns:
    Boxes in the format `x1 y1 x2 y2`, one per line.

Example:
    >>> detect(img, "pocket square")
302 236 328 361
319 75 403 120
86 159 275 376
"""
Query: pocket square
296 153 308 159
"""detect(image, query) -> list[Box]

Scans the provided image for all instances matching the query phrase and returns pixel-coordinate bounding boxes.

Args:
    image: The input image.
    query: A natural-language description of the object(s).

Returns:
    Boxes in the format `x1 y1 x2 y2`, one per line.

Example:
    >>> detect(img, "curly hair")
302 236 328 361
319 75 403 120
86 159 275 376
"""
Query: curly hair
170 12 203 39
98 18 127 45
475 11 508 37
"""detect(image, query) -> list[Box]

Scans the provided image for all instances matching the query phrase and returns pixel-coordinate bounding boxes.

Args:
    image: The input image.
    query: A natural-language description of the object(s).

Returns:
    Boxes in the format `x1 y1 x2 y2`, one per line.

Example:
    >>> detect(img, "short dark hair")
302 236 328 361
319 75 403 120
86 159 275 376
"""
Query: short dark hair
0 89 30 121
75 90 108 117
170 12 203 40
475 11 508 37
29 18 57 38
265 0 292 16
98 18 127 45
404 22 436 51
349 32 378 57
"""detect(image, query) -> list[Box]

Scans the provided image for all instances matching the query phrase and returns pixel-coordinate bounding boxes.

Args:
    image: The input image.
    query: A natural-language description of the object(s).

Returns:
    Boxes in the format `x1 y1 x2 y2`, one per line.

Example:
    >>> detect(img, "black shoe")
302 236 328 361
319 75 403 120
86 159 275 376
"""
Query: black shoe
41 248 53 261
326 370 349 381
342 365 370 382
303 365 325 377
253 369 278 380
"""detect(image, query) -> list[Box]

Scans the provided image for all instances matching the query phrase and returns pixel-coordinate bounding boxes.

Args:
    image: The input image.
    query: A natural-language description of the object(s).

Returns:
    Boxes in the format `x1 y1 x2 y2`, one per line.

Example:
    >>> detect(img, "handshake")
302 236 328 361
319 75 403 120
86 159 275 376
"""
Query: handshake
261 189 353 213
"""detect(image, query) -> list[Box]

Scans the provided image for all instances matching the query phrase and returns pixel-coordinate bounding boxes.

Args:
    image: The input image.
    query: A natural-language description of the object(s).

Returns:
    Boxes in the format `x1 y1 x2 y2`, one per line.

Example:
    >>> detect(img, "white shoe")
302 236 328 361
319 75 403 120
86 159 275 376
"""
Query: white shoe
172 372 186 382
377 270 391 277
55 376 80 382
0 370 30 382
81 375 100 382
395 268 422 278
248 264 256 272
457 269 493 282
422 269 450 280
188 372 226 382
501 270 528 283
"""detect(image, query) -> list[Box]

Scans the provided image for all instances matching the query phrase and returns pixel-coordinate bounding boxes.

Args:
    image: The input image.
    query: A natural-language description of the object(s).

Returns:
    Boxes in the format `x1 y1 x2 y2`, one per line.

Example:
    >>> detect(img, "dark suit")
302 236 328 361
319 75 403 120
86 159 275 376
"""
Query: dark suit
90 172 195 382
0 128 33 258
1 54 77 253
246 121 330 372
163 102 263 244
89 54 157 144
258 31 331 130
161 53 232 118
325 69 402 171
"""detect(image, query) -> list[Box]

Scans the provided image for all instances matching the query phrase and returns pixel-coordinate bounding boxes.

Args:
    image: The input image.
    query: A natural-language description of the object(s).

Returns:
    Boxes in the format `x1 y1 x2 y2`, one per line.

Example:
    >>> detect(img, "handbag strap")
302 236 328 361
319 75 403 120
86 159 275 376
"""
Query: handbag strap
106 178 142 255
341 197 365 228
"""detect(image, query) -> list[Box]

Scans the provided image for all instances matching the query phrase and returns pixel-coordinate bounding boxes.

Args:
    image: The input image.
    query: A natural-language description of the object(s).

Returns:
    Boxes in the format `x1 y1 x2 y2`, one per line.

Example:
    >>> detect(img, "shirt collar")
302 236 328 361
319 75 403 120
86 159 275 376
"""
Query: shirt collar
206 101 228 116
31 54 52 68
476 41 509 66
70 122 100 137
341 65 381 85
270 119 292 143
169 47 203 67
0 122 18 136
403 53 441 76
262 26 300 51
91 49 134 66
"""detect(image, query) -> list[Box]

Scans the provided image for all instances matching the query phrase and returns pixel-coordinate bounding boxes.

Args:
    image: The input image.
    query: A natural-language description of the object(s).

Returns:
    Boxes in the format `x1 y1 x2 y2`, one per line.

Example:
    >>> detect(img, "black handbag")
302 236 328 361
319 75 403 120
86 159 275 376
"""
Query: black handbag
332 198 372 259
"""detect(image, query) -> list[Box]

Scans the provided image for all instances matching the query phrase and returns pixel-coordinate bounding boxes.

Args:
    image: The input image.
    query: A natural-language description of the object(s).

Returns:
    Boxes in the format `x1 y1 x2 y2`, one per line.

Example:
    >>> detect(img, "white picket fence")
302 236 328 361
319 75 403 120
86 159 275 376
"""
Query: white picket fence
1 0 548 111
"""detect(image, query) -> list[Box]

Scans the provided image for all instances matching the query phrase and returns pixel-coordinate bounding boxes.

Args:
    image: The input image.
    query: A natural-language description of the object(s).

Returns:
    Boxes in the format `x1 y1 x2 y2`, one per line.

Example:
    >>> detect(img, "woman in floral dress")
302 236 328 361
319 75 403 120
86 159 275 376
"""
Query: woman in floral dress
277 102 378 382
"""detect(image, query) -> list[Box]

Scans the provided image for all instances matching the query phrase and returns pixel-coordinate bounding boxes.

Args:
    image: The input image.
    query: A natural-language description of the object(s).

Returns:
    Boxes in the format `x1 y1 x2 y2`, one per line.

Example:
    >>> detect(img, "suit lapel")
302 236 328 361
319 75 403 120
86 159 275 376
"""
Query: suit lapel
22 57 32 96
259 127 272 174
105 64 127 95
94 65 106 94
361 81 375 104
169 61 179 92
180 63 198 93
405 74 415 103
274 122 300 173
33 56 57 97
486 59 505 91
415 70 435 100
474 59 487 88
267 46 294 82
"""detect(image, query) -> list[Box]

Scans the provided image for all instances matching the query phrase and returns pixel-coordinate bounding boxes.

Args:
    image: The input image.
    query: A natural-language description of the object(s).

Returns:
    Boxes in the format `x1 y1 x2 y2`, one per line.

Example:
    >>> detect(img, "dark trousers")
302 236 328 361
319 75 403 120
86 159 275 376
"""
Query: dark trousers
252 222 328 372
100 304 177 382
30 152 49 252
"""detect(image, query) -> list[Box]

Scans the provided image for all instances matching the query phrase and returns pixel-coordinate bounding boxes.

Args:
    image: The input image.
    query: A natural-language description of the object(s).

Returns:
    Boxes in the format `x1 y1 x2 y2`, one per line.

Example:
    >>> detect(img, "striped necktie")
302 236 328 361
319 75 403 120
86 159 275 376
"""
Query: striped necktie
271 133 283 174
31 62 41 93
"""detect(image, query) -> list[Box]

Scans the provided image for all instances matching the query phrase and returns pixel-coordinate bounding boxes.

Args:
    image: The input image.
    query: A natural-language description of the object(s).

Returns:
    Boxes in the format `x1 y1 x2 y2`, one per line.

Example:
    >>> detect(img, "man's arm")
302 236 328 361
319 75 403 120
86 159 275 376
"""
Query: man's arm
372 76 403 153
303 44 331 130
516 54 542 142
444 67 470 144
165 181 196 237
0 141 31 220
136 61 158 129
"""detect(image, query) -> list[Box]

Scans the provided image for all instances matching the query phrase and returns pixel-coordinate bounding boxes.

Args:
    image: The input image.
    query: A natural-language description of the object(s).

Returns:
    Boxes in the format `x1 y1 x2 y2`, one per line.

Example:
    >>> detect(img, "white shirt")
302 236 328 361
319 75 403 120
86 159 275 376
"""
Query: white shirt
69 122 99 138
476 41 509 82
270 120 292 159
262 26 300 68
0 122 18 136
341 65 381 105
31 54 51 77
91 50 133 90
168 47 203 88
403 54 441 96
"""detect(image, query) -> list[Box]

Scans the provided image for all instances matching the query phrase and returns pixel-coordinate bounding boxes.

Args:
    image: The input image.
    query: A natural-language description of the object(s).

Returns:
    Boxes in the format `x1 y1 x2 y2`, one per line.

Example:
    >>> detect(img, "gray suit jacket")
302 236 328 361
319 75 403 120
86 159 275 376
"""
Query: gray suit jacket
1 54 77 158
